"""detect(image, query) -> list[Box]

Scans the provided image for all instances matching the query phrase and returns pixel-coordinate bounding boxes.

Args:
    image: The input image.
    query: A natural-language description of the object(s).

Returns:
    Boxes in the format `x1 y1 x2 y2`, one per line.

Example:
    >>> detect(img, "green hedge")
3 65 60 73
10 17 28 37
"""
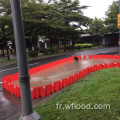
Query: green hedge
74 43 93 50
28 50 38 57
40 48 49 55
49 47 58 54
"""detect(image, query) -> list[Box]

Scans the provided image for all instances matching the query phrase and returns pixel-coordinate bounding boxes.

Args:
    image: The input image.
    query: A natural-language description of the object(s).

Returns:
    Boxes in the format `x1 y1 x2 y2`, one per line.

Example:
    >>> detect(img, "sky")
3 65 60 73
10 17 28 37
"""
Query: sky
43 0 117 19
80 0 116 19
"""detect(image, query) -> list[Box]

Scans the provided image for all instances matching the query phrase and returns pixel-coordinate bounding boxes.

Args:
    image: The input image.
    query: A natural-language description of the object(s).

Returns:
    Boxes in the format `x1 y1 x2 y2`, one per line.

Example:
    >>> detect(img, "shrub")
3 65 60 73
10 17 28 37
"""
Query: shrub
87 43 93 48
66 45 74 51
44 49 50 55
74 44 83 50
49 47 58 54
74 43 93 49
40 48 49 55
28 50 38 57
82 43 93 48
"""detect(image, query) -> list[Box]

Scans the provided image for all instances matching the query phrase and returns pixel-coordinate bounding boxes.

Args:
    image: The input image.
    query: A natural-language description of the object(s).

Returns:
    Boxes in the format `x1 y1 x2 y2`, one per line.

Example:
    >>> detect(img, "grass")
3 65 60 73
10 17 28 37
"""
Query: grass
34 68 120 120
0 58 17 64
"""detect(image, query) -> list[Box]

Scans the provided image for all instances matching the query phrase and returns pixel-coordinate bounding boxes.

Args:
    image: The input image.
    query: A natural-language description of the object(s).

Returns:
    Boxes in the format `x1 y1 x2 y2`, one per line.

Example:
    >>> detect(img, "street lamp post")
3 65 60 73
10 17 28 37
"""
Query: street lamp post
10 0 40 119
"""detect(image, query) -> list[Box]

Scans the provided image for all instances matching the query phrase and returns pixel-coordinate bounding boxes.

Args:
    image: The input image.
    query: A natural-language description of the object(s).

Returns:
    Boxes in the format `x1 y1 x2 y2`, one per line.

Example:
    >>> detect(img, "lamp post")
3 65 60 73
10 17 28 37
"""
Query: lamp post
10 0 40 119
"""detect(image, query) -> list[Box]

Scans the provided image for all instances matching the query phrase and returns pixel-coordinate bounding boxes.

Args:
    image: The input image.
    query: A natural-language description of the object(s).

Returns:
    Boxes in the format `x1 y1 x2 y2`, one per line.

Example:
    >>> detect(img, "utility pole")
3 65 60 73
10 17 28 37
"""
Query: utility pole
10 0 40 119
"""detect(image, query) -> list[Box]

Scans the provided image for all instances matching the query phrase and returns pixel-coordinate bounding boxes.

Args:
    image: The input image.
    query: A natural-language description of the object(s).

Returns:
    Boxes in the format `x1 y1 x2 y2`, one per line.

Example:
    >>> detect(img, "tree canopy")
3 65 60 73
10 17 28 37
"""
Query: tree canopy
88 17 104 36
0 0 94 59
104 0 119 33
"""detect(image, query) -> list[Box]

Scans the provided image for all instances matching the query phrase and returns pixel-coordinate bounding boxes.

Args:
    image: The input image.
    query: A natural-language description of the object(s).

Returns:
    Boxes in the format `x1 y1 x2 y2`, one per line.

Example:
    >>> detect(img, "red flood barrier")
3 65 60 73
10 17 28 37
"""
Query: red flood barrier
74 74 77 81
83 55 86 59
79 71 83 78
2 55 120 99
34 87 40 99
62 78 67 88
69 76 73 84
50 83 55 93
59 80 63 89
66 78 70 86
54 81 60 92
99 64 103 70
16 86 21 98
45 84 51 96
31 88 35 99
39 86 46 97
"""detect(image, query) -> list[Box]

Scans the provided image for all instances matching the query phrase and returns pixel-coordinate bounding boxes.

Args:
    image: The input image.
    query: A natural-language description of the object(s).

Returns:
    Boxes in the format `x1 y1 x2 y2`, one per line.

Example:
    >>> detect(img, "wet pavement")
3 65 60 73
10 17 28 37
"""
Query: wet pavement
0 46 120 120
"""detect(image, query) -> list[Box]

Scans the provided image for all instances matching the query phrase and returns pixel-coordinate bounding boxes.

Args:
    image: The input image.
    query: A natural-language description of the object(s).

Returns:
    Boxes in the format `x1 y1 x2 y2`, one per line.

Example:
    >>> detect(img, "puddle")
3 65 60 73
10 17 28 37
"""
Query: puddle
11 58 120 87
97 52 119 55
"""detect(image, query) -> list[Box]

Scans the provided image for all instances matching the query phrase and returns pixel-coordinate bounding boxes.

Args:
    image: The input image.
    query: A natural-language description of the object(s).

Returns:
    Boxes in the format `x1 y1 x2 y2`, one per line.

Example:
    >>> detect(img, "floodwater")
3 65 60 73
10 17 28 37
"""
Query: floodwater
11 58 120 87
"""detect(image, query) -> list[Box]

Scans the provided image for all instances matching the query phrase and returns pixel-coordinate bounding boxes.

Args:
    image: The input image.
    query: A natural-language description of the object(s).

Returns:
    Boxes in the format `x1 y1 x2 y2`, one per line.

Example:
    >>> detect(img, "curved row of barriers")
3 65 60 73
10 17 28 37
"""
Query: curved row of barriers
2 55 120 99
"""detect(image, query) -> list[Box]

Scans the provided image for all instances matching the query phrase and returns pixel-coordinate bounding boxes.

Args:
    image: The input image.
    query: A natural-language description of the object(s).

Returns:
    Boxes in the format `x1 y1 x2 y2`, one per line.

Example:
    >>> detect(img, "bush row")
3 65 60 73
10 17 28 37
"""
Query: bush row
28 44 93 57
74 43 93 50
28 50 38 57
28 47 58 57
66 43 93 50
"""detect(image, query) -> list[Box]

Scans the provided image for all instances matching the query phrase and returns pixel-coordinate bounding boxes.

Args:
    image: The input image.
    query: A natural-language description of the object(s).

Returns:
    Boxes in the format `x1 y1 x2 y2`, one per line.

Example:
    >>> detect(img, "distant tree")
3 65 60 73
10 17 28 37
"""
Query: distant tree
0 0 11 15
88 17 104 46
0 0 45 52
48 0 91 51
0 16 13 59
104 0 119 33
88 17 104 36
0 0 91 54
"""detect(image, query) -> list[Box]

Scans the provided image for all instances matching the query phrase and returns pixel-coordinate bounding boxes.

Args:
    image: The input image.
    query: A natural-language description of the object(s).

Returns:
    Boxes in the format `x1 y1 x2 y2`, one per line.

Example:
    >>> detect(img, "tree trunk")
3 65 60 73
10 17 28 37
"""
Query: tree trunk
49 31 53 48
2 45 5 57
64 39 66 52
2 27 10 60
50 36 53 48
6 47 10 60
63 35 67 52
32 35 37 50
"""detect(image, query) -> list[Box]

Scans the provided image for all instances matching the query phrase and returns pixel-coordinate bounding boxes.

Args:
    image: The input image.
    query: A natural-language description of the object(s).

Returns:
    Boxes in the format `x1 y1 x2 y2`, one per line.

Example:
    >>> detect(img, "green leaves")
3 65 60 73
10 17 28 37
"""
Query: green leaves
88 18 104 36
104 1 119 33
0 0 92 49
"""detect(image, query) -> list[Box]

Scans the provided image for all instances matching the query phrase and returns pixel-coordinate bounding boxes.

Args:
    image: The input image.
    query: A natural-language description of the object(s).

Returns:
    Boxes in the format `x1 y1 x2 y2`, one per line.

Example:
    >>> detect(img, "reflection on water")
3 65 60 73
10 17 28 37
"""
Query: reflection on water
11 58 120 87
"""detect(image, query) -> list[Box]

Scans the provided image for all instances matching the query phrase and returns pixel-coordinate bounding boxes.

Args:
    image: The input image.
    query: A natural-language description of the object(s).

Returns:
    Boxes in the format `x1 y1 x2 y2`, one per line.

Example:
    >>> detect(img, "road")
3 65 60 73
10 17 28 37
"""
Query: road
0 46 119 120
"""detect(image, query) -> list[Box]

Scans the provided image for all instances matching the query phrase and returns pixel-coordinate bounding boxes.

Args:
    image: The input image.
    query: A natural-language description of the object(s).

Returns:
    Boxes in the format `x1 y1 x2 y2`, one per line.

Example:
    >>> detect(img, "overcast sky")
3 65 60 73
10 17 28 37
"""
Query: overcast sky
43 0 117 19
80 0 116 19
